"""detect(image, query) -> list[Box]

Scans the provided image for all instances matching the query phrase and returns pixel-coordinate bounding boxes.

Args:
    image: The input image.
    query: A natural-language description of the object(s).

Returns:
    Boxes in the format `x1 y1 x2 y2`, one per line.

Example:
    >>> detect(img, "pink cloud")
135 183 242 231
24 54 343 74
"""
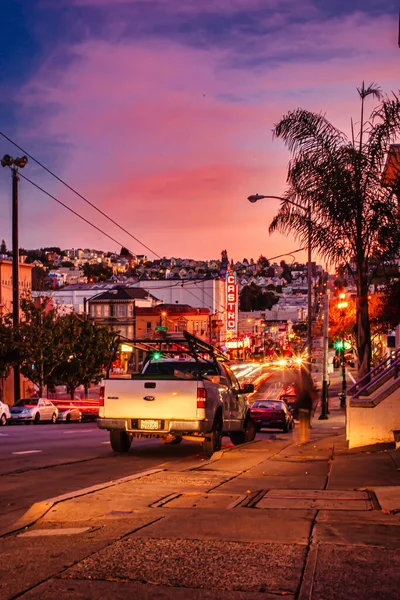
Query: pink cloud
16 10 400 263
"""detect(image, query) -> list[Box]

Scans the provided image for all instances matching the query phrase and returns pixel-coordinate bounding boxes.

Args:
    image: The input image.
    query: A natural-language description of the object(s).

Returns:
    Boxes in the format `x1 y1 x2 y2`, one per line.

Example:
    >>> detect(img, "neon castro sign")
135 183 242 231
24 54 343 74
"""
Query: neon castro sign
226 269 238 332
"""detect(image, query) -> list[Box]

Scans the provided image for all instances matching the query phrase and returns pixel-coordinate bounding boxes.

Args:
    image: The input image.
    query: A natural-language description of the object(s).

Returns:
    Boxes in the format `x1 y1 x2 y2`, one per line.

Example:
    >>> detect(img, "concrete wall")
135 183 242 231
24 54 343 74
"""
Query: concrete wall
346 383 400 449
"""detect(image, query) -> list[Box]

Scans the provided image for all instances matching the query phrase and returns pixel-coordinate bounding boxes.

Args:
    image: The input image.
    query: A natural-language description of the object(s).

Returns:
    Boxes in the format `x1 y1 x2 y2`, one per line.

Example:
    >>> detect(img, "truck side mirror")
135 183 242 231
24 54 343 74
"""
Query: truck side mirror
241 383 254 394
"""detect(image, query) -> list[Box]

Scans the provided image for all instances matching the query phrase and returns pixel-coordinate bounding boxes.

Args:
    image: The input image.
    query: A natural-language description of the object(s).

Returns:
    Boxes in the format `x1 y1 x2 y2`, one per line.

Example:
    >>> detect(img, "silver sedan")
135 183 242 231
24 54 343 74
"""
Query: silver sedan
10 398 58 424
56 406 82 423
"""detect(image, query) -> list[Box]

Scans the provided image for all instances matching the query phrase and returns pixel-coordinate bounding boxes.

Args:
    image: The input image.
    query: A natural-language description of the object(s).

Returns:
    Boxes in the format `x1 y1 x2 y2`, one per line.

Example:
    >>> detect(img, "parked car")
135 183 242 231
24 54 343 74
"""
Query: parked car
56 405 82 423
10 398 58 424
250 399 294 433
0 400 11 426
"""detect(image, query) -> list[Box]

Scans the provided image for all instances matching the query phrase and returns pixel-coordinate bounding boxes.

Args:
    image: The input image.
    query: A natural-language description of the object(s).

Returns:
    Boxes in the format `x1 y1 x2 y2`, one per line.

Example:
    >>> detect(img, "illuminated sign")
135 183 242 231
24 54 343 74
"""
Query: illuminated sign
121 344 133 353
226 269 238 332
226 336 251 349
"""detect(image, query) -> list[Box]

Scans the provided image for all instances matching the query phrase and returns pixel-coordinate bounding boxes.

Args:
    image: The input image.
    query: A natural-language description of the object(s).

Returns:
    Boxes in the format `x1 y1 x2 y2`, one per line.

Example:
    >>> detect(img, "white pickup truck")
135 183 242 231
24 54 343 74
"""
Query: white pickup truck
98 357 255 457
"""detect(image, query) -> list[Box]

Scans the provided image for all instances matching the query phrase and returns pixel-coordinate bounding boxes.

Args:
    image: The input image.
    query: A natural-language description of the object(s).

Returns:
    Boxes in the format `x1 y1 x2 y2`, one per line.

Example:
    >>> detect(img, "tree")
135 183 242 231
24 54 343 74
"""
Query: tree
32 267 51 291
83 262 112 282
0 240 7 254
18 298 66 395
378 278 400 329
120 246 133 257
0 313 17 401
239 283 279 311
269 85 400 377
280 260 292 283
50 315 114 399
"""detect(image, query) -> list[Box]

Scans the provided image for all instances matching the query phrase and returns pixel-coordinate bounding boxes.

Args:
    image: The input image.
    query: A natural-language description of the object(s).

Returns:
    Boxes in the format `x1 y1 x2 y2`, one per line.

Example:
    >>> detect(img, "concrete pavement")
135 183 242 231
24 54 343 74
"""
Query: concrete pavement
1 388 400 599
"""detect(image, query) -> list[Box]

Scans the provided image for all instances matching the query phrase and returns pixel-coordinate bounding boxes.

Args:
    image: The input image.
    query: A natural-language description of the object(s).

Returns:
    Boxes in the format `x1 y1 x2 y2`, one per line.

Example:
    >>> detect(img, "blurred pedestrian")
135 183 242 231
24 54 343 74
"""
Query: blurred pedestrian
294 366 315 443
295 388 313 443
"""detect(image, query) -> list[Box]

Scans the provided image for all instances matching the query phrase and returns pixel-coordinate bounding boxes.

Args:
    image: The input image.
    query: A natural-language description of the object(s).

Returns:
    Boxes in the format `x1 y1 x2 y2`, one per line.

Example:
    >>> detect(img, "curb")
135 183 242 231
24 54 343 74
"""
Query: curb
0 467 163 538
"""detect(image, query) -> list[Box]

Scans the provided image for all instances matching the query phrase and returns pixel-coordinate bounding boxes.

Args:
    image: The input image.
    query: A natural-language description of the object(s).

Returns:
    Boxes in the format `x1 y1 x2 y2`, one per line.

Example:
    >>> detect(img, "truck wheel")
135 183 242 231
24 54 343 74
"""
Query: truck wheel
203 418 222 458
230 417 256 446
110 430 131 453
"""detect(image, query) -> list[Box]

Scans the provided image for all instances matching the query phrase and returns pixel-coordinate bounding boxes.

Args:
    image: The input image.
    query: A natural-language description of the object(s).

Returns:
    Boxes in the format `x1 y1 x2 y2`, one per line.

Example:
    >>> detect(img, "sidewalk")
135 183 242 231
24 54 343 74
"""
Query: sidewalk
1 390 400 599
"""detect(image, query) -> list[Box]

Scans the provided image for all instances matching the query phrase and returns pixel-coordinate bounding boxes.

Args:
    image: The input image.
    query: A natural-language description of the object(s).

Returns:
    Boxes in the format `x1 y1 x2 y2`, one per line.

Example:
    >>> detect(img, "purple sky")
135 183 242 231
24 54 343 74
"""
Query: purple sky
0 0 399 264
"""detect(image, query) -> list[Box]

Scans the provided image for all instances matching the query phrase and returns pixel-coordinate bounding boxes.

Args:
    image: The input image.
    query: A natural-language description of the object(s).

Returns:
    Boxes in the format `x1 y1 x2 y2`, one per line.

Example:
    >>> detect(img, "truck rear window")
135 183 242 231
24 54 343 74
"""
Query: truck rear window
143 361 219 379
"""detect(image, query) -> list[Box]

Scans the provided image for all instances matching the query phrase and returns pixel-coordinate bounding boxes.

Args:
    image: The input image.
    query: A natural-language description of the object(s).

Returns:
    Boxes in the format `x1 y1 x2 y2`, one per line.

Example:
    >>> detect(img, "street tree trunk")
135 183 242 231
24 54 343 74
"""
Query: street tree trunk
355 262 371 379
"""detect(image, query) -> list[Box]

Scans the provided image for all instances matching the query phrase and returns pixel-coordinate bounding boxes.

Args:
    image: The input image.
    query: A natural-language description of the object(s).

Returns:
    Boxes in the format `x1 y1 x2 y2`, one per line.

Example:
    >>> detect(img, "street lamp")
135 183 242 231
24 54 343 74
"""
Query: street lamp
1 154 28 403
248 194 313 368
337 292 348 408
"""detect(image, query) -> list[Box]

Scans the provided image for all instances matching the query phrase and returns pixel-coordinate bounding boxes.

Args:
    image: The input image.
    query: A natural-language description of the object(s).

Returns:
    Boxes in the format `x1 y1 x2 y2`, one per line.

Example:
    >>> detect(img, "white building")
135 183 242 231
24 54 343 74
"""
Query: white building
33 283 158 314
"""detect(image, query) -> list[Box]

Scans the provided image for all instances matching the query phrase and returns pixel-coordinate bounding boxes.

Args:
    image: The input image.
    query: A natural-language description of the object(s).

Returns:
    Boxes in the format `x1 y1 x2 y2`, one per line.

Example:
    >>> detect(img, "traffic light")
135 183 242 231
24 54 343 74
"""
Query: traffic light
334 339 344 351
151 351 162 360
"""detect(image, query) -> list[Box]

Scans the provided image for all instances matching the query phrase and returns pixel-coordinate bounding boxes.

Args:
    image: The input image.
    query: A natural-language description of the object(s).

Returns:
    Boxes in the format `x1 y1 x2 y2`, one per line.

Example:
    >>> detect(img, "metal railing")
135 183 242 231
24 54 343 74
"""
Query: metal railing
349 348 400 399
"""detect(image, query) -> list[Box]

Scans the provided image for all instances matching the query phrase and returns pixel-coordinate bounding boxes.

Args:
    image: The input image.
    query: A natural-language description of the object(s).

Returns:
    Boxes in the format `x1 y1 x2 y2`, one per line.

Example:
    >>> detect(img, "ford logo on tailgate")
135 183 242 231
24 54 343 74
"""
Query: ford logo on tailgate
144 395 155 401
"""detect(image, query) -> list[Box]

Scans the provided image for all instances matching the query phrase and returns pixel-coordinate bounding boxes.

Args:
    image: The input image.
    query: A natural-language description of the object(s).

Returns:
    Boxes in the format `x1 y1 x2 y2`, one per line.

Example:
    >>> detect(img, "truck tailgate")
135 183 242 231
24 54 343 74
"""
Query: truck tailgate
103 379 200 420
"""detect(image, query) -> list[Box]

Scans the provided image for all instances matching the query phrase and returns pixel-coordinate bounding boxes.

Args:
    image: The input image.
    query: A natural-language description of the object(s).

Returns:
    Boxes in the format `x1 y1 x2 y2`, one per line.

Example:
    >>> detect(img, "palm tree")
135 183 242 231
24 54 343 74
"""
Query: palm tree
269 85 400 377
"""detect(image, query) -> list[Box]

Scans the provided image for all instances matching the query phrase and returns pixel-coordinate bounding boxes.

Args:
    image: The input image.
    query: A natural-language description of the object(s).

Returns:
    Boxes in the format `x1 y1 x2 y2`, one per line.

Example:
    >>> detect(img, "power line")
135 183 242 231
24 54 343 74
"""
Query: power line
0 130 162 259
18 172 131 253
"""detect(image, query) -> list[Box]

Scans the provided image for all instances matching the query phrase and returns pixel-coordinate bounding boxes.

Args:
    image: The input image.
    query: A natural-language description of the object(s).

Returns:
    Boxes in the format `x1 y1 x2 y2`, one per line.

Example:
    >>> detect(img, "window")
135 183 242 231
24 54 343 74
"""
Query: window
118 305 127 317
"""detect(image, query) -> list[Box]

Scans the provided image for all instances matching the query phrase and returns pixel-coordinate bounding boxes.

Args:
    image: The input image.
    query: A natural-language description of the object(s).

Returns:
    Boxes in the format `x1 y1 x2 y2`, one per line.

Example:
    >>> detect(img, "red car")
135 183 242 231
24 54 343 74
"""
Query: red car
250 399 294 433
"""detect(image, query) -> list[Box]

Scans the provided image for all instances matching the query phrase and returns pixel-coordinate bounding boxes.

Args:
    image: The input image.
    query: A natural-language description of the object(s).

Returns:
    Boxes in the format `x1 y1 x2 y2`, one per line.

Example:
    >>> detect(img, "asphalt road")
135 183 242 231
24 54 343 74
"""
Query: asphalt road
0 365 289 532
0 422 205 531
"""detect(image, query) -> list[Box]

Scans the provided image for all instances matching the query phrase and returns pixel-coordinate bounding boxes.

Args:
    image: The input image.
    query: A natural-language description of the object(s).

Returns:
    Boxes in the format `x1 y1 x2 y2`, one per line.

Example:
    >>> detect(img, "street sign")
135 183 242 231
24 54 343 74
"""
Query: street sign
154 326 168 331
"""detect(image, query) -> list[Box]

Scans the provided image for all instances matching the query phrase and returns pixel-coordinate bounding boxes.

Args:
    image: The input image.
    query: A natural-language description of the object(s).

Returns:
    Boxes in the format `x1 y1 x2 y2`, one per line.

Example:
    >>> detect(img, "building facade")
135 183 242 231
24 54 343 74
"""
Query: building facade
0 258 35 404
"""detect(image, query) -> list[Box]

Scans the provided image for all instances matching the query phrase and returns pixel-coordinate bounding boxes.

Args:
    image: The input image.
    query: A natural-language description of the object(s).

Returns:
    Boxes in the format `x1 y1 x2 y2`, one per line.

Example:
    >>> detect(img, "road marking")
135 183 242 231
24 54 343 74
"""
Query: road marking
0 433 9 437
63 429 96 434
12 450 42 455
102 441 110 444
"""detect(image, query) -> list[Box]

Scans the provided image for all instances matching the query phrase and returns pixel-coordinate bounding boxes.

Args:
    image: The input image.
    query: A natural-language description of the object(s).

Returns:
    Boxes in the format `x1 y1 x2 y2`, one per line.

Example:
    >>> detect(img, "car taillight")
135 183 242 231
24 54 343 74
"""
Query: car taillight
197 388 207 409
99 386 104 407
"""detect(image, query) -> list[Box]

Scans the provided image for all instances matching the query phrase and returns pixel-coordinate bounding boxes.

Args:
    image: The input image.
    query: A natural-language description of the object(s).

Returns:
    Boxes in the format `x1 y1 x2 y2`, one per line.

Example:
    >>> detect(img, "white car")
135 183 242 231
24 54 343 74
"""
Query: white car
10 398 58 424
0 401 11 426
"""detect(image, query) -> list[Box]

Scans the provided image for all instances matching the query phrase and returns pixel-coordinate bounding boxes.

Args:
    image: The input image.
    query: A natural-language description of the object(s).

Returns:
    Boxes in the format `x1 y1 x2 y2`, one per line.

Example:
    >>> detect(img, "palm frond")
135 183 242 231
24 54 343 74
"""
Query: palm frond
357 81 383 101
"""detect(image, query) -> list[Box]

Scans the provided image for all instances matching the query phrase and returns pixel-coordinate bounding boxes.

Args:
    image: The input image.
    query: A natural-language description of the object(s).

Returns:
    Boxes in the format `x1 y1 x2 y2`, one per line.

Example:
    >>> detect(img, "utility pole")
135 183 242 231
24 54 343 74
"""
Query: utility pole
1 155 28 403
12 167 20 402
133 300 138 372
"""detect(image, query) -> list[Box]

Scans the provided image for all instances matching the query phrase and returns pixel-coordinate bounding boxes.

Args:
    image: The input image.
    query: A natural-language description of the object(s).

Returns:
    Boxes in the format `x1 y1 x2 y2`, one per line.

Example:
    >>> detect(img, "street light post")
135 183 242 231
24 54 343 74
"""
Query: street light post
337 293 348 408
319 289 330 420
1 154 28 403
248 193 313 367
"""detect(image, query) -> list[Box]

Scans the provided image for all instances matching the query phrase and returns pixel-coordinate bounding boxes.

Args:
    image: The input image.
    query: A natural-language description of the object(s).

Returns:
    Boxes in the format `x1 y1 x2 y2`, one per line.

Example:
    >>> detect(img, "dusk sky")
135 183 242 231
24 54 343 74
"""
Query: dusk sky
0 0 399 264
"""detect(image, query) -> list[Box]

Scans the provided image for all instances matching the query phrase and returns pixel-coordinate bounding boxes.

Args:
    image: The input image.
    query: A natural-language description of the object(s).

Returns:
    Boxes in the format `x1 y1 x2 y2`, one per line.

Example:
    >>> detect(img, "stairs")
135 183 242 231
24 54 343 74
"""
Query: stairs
346 349 400 449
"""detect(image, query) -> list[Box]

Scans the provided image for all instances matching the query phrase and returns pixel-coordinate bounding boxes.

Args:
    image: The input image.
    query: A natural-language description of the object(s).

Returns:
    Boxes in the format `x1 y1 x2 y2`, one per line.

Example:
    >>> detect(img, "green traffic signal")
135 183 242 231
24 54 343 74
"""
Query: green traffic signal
334 339 344 351
334 339 351 351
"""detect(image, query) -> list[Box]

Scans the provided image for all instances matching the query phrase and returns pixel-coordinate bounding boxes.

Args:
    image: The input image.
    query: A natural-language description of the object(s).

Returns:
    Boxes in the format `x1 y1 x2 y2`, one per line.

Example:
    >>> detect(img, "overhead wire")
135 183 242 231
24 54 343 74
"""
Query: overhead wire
0 130 162 259
18 172 129 252
1 133 309 331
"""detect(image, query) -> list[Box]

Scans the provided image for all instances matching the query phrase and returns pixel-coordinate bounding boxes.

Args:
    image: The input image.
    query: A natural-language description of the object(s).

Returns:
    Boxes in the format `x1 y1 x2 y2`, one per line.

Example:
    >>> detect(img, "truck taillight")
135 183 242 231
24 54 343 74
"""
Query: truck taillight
99 385 104 407
197 388 207 409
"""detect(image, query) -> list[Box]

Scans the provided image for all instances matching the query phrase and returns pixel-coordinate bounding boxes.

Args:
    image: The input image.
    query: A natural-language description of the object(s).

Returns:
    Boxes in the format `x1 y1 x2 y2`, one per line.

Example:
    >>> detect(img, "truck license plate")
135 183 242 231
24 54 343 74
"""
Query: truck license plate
140 419 159 430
